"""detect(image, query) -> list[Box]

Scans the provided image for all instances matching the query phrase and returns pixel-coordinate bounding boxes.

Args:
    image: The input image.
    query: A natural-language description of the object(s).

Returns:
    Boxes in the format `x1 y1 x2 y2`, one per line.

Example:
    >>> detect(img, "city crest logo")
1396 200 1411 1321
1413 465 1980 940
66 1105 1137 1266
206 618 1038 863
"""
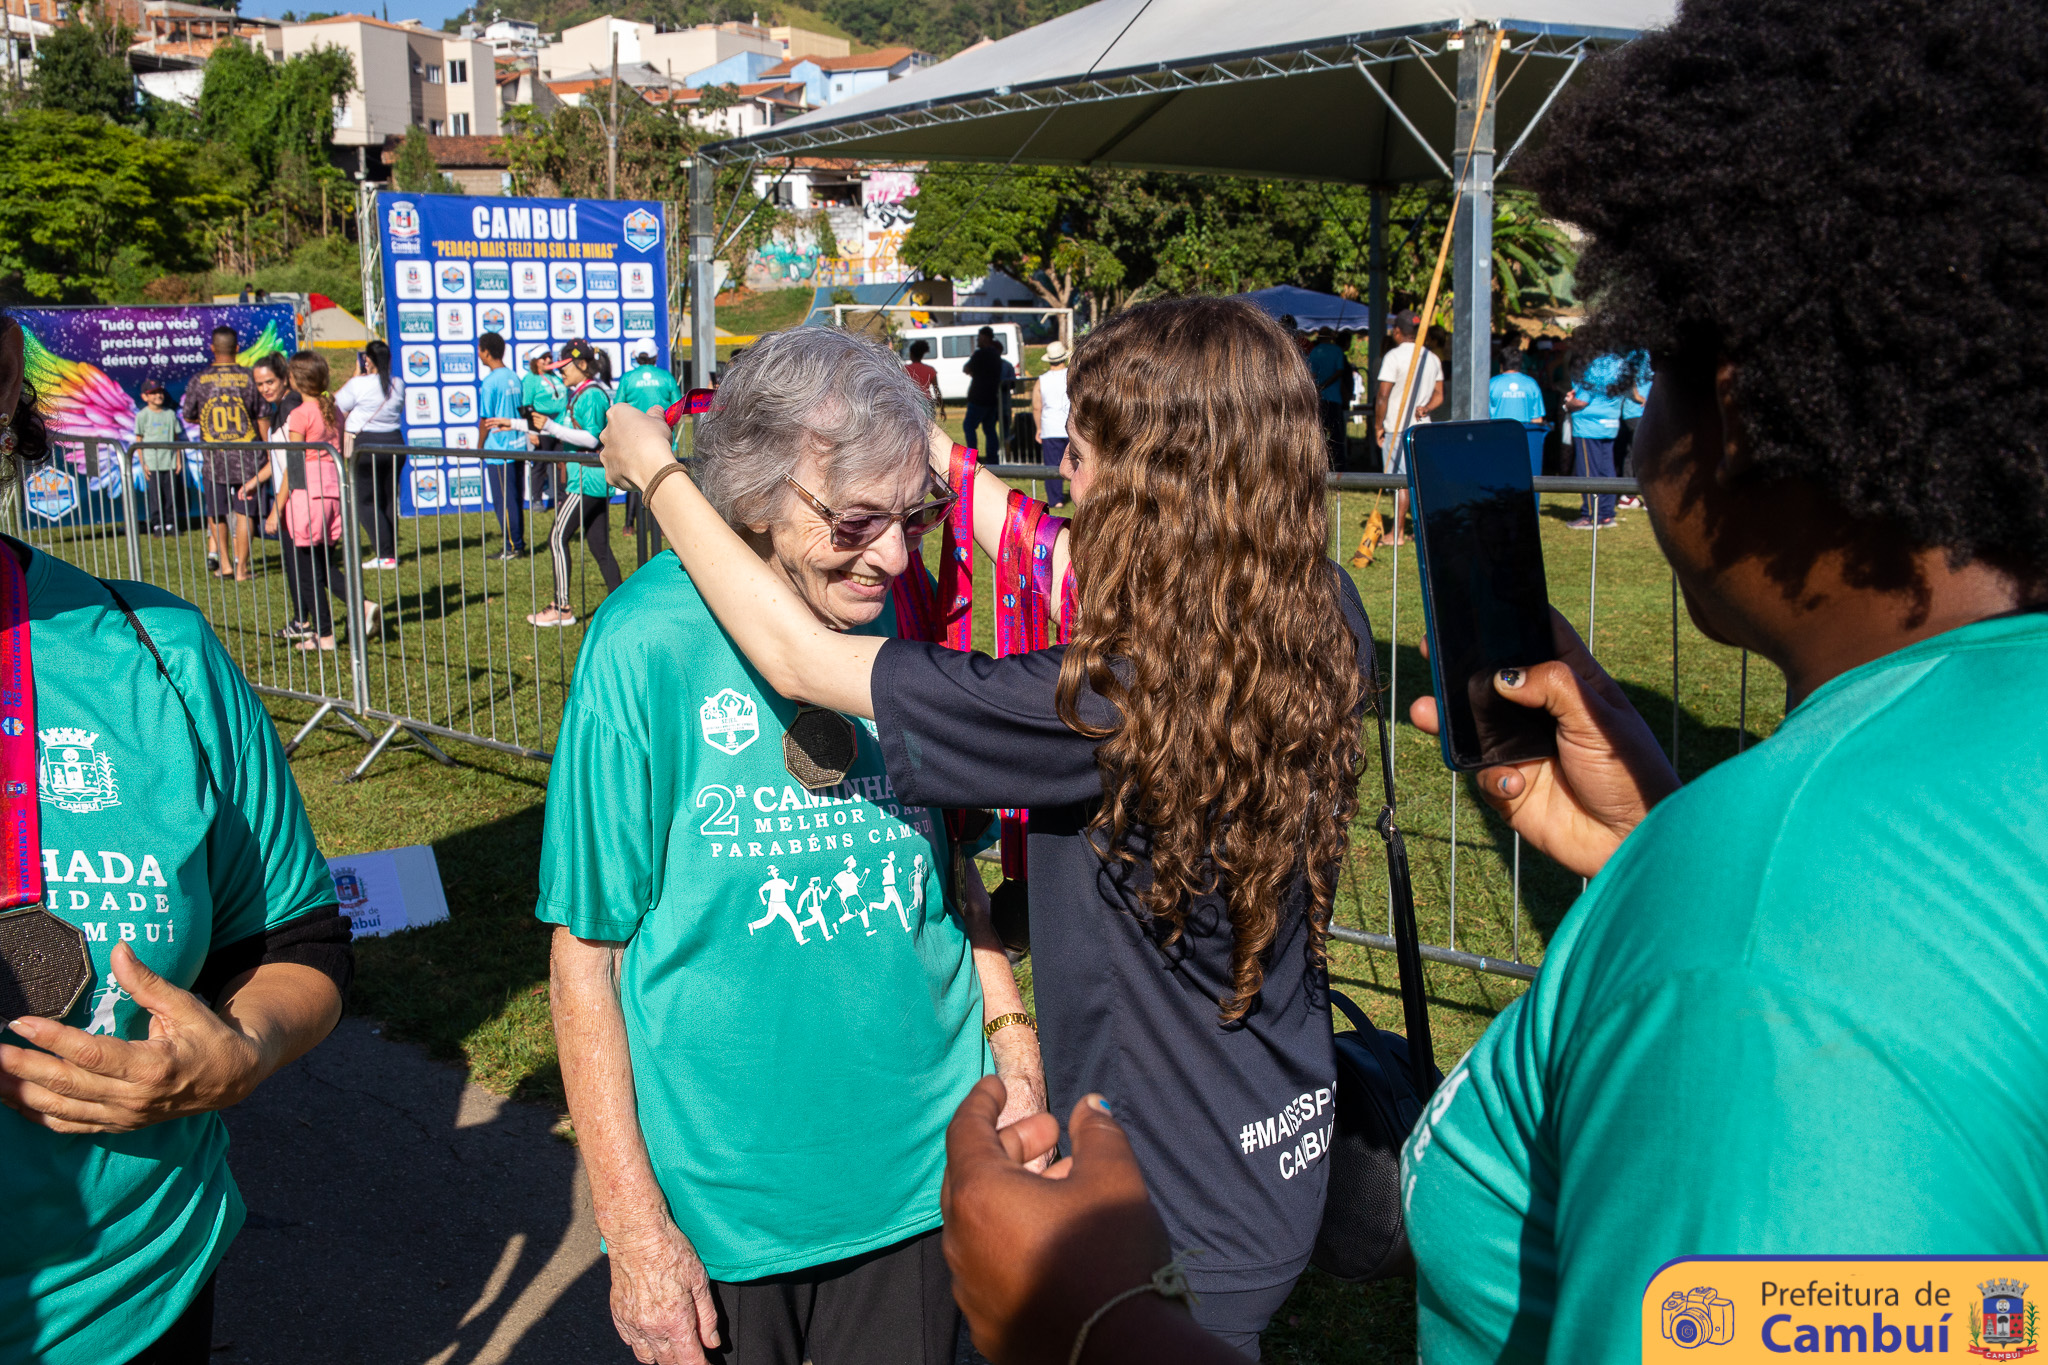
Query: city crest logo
38 727 119 814
1973 1280 2037 1360
386 200 420 239
699 689 759 756
622 207 660 252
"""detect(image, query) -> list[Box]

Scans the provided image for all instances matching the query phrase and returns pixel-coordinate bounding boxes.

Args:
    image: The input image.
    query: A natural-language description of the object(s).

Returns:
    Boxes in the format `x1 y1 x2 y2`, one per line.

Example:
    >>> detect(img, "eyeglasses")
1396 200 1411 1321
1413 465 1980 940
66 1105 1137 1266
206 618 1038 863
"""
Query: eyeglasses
784 475 957 550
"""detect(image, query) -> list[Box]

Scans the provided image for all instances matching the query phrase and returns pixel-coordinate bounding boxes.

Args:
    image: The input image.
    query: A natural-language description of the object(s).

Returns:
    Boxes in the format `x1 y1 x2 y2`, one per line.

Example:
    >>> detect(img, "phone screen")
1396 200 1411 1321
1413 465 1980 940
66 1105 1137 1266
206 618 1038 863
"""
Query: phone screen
1405 420 1558 771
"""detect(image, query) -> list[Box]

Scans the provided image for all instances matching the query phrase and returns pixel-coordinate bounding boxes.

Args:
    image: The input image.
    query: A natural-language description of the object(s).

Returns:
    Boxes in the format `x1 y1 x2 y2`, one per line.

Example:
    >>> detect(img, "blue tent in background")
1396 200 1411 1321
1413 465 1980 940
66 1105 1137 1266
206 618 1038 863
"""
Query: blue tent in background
1235 285 1374 333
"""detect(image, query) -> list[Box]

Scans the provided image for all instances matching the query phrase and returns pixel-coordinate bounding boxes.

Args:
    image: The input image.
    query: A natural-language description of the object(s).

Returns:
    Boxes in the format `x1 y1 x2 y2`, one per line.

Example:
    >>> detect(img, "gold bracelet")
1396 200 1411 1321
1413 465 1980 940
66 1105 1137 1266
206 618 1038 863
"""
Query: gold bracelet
640 459 689 505
1068 1259 1198 1365
983 1011 1036 1039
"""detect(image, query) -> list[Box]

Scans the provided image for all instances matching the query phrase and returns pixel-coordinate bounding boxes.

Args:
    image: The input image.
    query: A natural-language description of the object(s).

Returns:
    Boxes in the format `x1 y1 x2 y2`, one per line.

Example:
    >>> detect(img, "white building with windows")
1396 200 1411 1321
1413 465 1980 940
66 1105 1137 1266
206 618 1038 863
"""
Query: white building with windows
281 13 499 170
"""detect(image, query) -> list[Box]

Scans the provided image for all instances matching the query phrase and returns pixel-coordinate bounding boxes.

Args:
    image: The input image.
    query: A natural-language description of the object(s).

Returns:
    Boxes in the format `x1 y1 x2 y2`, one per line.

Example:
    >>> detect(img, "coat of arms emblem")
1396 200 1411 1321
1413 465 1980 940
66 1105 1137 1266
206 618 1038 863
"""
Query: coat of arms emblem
1973 1279 2038 1360
38 727 119 813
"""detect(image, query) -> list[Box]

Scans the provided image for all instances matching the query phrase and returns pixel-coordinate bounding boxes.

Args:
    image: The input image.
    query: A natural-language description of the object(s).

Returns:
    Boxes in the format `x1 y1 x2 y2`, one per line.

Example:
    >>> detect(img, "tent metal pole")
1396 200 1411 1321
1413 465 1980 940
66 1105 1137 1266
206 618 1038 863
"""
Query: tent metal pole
1368 186 1388 391
689 159 718 389
1449 25 1496 421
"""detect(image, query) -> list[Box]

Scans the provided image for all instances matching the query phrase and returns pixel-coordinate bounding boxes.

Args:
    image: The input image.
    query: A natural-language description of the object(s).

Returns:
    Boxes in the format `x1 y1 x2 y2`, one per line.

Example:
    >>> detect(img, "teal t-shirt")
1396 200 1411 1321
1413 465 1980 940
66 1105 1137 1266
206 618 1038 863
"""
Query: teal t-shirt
534 556 988 1280
616 363 682 415
565 382 613 499
3 548 337 1364
1402 613 2048 1363
519 370 566 418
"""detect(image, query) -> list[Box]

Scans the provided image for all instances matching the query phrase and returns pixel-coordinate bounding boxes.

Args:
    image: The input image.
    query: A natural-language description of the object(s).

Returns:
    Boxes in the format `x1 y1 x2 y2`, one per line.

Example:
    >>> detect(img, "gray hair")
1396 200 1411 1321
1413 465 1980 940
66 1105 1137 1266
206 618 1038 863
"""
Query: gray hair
695 327 932 529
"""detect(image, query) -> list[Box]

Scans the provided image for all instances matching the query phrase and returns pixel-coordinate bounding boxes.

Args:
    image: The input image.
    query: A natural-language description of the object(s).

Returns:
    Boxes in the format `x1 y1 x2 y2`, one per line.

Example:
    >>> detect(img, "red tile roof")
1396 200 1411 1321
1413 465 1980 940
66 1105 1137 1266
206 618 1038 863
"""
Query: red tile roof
760 45 926 77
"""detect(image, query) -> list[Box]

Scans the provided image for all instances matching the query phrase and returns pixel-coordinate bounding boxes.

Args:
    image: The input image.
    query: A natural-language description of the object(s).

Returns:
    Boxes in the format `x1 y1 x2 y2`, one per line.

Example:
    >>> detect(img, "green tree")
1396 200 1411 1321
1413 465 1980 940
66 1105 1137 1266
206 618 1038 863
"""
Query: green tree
391 124 459 193
0 110 228 300
900 164 1122 314
30 2 137 123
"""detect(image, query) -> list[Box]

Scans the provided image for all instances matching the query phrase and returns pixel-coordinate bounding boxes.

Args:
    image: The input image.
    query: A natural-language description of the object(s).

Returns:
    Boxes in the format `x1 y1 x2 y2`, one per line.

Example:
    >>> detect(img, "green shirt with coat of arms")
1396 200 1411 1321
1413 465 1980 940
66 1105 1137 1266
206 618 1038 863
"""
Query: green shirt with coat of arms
2 545 337 1365
535 555 988 1280
1402 613 2048 1363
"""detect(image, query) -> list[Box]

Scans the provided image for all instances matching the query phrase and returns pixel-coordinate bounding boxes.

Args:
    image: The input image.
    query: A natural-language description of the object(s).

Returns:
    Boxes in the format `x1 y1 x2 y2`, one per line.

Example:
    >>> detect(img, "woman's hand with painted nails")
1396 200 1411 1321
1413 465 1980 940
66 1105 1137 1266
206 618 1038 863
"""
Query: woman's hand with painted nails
1411 610 1680 879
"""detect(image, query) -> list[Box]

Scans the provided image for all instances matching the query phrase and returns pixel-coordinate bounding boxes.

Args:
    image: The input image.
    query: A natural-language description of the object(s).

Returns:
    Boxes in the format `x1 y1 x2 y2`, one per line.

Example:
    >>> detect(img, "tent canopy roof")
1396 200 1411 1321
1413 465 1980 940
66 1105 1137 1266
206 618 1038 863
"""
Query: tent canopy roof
709 0 1672 183
1236 285 1374 332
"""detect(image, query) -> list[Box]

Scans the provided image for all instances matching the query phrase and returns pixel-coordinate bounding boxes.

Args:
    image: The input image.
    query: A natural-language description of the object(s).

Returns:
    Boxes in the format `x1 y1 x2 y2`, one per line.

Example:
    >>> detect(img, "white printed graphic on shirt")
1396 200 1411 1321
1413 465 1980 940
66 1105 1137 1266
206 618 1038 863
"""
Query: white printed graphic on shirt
749 866 808 944
86 979 130 1035
699 689 760 755
39 727 120 814
879 851 910 931
1400 1062 1472 1213
793 876 834 942
1238 1087 1335 1181
833 856 874 935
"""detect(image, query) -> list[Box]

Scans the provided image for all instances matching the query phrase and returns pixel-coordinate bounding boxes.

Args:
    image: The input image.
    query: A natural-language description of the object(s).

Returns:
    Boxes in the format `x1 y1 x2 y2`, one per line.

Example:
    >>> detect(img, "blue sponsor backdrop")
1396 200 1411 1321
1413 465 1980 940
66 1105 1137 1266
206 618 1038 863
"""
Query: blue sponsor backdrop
376 192 668 515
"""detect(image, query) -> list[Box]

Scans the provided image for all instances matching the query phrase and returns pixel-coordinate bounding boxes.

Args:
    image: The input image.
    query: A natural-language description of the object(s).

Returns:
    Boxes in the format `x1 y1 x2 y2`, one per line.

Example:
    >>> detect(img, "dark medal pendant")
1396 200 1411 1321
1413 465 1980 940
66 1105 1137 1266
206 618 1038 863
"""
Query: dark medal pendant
783 705 858 791
0 906 92 1024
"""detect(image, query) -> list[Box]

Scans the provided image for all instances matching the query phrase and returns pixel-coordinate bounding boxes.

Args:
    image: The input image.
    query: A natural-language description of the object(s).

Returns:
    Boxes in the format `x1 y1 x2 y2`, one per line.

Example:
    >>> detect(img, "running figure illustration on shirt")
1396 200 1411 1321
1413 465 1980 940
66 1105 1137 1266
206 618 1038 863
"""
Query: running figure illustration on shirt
910 854 927 926
750 865 808 945
793 876 833 943
880 851 912 932
86 980 129 1036
833 856 874 934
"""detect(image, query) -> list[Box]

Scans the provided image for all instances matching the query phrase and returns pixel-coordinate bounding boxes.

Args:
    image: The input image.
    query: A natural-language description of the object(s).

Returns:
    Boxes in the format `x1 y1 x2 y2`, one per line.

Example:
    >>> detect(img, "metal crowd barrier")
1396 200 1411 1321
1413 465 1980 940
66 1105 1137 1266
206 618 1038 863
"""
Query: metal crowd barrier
23 436 1776 985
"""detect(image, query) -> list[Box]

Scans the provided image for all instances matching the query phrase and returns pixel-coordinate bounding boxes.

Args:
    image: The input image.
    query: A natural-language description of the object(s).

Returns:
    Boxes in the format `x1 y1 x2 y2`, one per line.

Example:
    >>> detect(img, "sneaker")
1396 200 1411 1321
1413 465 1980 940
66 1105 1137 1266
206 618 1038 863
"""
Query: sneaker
362 601 383 638
1566 518 1597 531
276 621 314 642
494 547 529 561
526 606 577 629
1596 518 1619 529
1618 495 1645 509
362 556 399 570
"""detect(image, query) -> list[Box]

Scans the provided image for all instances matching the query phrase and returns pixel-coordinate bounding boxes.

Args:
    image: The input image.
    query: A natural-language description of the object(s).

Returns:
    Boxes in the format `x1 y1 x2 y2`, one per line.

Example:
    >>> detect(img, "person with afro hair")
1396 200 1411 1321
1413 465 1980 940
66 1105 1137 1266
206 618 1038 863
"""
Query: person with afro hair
911 3 2048 1365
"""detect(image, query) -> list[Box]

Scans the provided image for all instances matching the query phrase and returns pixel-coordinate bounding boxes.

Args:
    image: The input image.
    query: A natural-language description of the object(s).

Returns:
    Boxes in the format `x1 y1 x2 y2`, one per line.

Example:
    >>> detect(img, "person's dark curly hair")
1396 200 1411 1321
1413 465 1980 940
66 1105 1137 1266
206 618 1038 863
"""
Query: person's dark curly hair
1 310 50 471
1524 0 2048 584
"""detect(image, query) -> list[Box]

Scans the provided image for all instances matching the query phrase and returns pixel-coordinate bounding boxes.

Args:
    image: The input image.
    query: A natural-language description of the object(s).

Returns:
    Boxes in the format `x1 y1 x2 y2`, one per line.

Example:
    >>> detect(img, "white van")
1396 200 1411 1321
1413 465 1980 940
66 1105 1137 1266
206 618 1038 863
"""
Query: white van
898 323 1026 402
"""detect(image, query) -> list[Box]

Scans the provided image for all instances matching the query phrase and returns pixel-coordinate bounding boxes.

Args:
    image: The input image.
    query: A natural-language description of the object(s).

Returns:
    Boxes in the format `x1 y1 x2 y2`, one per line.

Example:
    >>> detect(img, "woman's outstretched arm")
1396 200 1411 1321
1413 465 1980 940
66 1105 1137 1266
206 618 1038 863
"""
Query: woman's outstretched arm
602 403 882 718
924 424 1073 620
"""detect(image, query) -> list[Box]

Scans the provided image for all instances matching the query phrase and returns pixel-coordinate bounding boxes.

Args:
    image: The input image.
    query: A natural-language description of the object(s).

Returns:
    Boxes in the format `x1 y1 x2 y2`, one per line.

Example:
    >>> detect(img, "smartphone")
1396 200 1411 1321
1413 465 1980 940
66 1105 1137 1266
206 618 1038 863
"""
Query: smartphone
1404 419 1558 771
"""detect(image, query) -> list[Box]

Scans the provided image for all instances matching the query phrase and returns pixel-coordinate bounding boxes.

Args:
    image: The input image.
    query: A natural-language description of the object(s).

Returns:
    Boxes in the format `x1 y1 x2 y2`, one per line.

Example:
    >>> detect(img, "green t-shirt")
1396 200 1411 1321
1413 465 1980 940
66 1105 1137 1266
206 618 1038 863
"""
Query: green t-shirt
534 556 988 1280
1402 613 2048 1363
616 363 682 415
3 548 337 1365
133 405 183 472
520 370 566 417
565 381 613 499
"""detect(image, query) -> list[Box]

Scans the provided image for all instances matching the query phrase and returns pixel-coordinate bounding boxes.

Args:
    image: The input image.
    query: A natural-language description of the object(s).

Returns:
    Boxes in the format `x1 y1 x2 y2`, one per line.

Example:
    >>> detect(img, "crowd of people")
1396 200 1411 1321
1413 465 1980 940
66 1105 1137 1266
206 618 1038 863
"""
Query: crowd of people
10 0 2045 1362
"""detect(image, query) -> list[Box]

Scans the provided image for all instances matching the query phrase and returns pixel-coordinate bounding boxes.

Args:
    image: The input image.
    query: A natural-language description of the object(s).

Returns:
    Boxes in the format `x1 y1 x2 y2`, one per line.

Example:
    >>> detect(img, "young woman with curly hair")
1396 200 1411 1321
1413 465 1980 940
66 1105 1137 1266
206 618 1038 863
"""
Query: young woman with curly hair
602 296 1373 1357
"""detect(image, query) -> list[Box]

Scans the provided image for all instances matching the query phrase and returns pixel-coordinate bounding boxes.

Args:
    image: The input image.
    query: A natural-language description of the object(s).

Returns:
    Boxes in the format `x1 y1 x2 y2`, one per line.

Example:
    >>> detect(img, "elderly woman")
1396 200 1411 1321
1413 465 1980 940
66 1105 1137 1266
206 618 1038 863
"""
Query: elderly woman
537 327 1043 1365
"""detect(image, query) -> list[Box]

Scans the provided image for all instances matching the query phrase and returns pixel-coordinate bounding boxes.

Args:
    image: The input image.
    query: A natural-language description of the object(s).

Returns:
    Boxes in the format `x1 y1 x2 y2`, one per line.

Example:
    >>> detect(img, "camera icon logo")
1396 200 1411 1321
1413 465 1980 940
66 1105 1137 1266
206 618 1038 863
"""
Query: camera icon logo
1661 1286 1736 1348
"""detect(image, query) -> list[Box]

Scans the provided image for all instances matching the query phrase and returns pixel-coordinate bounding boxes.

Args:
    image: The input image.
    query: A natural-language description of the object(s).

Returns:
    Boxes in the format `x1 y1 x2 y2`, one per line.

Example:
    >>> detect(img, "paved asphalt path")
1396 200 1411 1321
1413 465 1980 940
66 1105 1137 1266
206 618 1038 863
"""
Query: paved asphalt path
213 1018 616 1364
211 1019 985 1364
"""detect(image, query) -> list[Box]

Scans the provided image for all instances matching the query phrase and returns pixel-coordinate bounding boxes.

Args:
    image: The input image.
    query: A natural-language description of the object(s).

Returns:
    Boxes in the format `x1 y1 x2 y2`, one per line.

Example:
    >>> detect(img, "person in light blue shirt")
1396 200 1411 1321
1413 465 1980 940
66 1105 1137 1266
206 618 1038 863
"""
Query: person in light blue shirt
1489 343 1549 490
1565 352 1626 527
1307 328 1352 470
1614 349 1654 504
476 332 528 558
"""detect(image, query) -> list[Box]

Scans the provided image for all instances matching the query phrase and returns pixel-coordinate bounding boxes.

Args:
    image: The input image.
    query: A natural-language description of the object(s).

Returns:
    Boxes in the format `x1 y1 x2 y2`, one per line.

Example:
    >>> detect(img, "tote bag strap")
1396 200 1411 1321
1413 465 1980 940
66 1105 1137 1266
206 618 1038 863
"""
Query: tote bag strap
1360 637 1438 1101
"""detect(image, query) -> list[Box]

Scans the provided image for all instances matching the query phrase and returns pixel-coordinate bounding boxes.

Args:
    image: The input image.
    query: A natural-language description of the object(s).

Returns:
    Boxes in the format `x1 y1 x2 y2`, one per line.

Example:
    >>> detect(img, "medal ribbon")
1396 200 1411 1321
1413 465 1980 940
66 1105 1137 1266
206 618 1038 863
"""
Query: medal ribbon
993 490 1067 879
892 444 980 847
0 545 39 910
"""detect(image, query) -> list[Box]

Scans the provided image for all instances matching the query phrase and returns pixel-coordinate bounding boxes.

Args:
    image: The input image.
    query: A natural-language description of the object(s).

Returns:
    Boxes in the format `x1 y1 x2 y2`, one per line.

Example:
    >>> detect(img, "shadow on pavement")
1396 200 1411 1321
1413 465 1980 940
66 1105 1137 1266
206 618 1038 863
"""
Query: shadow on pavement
215 1017 620 1364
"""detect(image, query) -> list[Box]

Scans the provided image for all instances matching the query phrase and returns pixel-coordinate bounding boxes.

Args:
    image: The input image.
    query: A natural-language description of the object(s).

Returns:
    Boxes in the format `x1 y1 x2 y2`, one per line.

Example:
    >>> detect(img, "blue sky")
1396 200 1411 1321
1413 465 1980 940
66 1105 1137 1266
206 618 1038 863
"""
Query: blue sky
235 0 478 32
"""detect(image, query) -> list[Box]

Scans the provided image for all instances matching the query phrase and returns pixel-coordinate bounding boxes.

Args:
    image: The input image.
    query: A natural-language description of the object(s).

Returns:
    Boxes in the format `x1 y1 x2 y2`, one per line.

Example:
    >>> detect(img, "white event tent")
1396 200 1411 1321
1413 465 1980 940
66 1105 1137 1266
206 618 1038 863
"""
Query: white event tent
687 0 1674 412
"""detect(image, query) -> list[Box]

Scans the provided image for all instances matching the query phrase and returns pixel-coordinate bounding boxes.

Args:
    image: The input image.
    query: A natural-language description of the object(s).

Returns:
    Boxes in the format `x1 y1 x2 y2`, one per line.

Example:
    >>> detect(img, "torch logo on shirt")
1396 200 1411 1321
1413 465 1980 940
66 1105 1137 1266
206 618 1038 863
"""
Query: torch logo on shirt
699 689 759 756
38 727 119 814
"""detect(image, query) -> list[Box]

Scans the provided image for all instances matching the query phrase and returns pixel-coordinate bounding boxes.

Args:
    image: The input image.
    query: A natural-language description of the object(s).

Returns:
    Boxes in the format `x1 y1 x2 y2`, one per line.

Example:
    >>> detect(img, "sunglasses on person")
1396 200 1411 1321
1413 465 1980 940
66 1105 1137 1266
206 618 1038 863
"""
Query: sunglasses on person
783 475 957 550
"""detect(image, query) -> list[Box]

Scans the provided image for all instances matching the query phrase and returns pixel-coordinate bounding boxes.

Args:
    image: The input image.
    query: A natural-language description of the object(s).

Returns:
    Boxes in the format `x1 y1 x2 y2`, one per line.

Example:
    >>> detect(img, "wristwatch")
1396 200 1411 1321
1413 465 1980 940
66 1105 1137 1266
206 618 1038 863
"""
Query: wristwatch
983 1011 1036 1039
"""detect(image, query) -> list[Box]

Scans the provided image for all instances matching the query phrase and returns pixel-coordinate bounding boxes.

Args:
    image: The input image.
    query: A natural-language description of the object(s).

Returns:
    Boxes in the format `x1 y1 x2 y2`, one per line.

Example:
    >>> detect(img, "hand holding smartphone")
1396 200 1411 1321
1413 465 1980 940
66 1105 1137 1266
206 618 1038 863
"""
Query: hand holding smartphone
1404 419 1559 771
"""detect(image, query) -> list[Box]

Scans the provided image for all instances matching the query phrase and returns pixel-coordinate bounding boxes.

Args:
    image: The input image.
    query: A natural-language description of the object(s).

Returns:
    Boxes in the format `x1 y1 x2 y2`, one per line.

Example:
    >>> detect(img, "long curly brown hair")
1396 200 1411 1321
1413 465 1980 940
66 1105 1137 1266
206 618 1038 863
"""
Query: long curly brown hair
1055 296 1365 1021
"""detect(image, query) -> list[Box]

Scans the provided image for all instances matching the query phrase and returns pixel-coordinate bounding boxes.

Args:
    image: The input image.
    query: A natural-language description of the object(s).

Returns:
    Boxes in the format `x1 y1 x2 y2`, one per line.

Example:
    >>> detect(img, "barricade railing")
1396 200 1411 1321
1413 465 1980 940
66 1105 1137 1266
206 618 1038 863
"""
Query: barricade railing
26 436 1779 984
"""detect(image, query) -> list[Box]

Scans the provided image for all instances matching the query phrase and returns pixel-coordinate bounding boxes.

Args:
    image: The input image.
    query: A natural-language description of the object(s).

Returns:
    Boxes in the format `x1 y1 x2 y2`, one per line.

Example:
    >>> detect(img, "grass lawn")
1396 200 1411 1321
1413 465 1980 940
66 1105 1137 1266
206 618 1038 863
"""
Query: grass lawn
198 457 1784 1362
715 286 817 338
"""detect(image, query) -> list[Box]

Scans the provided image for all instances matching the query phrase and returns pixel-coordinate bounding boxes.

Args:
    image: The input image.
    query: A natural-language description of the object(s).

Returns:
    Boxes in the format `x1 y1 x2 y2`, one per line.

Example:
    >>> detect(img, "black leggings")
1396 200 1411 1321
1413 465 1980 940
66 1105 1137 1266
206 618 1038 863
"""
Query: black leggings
548 488 621 608
352 434 404 559
126 1273 214 1364
283 541 348 636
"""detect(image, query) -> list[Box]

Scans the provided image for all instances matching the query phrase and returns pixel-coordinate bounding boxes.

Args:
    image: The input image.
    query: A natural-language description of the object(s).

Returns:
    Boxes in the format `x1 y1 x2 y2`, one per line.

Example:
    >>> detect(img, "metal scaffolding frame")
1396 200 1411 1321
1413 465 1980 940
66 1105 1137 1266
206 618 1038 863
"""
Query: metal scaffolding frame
682 16 1636 411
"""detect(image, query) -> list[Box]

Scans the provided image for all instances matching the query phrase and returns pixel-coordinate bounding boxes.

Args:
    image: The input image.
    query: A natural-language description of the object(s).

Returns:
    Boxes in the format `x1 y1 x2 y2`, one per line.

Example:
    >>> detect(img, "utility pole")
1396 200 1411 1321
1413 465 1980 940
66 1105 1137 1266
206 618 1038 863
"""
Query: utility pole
606 32 620 198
